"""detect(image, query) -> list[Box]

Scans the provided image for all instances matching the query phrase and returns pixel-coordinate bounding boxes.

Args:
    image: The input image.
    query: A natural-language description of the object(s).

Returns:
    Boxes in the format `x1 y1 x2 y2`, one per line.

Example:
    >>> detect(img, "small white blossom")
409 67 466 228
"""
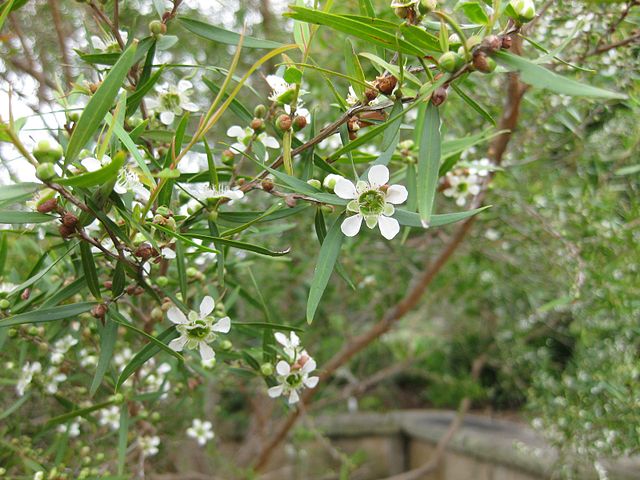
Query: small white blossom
275 332 301 360
91 31 128 53
57 421 81 438
467 158 493 177
442 169 482 206
346 86 359 106
43 366 67 394
183 183 245 202
334 165 408 240
16 361 41 396
50 334 78 365
161 247 176 259
115 166 150 202
268 355 319 405
266 74 296 103
226 125 279 159
99 405 121 430
147 80 199 125
167 296 231 362
323 174 344 191
186 418 215 446
139 435 161 457
34 472 44 480
79 348 98 368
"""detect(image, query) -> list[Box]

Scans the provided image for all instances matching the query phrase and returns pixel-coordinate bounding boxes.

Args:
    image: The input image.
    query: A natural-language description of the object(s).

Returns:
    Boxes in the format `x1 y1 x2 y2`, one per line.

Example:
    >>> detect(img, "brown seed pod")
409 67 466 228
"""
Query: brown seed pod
276 114 292 131
481 35 502 53
376 75 398 95
293 115 307 131
91 303 108 319
250 117 265 132
501 35 513 50
431 86 449 107
58 224 75 239
365 87 379 103
261 178 274 192
37 198 58 213
61 212 79 228
134 243 159 260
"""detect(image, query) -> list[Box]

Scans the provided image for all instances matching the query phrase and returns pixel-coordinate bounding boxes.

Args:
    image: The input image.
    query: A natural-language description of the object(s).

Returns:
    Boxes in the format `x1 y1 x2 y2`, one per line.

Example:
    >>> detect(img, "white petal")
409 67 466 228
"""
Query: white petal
225 189 244 200
167 307 188 324
181 101 199 112
81 157 102 172
168 336 188 352
276 360 290 376
161 247 176 259
262 136 280 149
341 214 363 237
368 165 389 186
268 385 284 398
334 178 358 199
289 332 300 347
160 111 175 125
199 296 215 318
304 376 319 388
274 332 289 347
378 215 400 240
212 316 231 334
288 390 300 404
226 125 245 139
385 185 408 204
177 79 193 92
198 342 215 361
301 357 316 374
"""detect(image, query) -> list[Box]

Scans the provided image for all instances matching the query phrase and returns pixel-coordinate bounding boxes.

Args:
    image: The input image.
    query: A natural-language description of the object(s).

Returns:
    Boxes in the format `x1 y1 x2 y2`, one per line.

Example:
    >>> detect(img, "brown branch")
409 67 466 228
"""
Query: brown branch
585 31 640 57
48 0 73 87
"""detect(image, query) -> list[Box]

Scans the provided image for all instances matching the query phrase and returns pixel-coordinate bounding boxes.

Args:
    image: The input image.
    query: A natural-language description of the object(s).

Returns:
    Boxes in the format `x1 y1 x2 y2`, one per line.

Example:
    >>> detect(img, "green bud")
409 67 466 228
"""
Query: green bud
156 206 171 217
110 393 125 404
260 362 274 376
28 326 39 336
33 140 63 163
0 299 10 310
306 179 321 189
221 149 235 165
208 210 218 222
439 51 459 73
156 276 169 287
8 328 18 338
510 0 535 23
253 104 267 118
149 20 166 35
36 163 56 181
151 412 161 421
219 339 232 351
186 267 199 277
418 0 437 14
151 307 164 321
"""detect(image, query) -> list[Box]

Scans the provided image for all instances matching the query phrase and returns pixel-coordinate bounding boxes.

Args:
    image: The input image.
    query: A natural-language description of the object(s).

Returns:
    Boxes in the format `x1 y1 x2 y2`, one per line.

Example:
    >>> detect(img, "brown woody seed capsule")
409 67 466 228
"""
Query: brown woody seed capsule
293 115 307 132
365 88 379 102
376 75 398 95
37 198 58 213
21 288 31 301
481 35 502 53
91 304 107 319
472 51 492 73
431 87 448 107
276 114 292 131
61 212 79 228
250 118 265 132
58 224 75 238
501 35 513 50
261 178 274 192
134 243 159 260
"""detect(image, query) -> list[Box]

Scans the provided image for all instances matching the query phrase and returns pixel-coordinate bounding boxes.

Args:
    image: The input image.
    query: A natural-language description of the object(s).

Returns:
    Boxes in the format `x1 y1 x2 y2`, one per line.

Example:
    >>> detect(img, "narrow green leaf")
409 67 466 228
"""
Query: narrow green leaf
458 1 489 24
178 17 283 49
0 302 96 328
417 102 442 224
345 39 366 101
175 239 188 302
0 0 15 33
0 182 40 204
90 313 118 396
307 214 344 324
41 276 87 308
394 206 490 228
0 211 54 224
46 398 114 427
180 232 291 257
235 322 304 332
117 405 129 476
79 242 102 300
494 51 627 99
112 262 125 297
451 83 496 126
57 152 125 188
66 41 139 163
203 139 219 188
359 52 422 87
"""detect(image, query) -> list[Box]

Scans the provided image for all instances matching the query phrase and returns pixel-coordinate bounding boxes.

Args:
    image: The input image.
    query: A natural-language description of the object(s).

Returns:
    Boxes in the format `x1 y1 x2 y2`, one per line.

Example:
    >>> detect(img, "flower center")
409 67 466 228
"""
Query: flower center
188 321 211 340
358 189 386 215
285 373 302 388
161 92 181 111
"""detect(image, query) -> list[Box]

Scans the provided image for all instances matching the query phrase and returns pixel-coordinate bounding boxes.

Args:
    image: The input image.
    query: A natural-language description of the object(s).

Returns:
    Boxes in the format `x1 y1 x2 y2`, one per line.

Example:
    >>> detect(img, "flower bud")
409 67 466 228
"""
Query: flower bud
33 140 63 163
62 212 79 228
151 307 164 321
186 267 198 277
36 163 56 181
37 198 58 213
59 223 75 239
439 51 460 73
292 115 307 132
208 210 218 222
254 104 267 118
260 178 274 192
134 243 158 260
320 204 334 214
0 299 10 310
501 35 513 50
91 304 107 319
510 0 535 23
250 117 265 132
110 393 125 404
156 276 169 287
394 6 410 19
149 20 166 36
306 179 321 190
156 206 172 217
418 0 437 14
276 114 292 131
219 340 233 351
481 35 502 53
260 363 274 376
376 75 398 95
365 88 379 103
431 86 448 107
323 174 343 191
472 51 496 73
221 149 235 165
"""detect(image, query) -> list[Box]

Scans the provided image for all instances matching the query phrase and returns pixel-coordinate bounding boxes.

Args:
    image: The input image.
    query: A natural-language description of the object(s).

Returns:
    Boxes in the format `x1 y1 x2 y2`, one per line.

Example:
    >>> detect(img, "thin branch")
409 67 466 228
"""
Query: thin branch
48 0 73 87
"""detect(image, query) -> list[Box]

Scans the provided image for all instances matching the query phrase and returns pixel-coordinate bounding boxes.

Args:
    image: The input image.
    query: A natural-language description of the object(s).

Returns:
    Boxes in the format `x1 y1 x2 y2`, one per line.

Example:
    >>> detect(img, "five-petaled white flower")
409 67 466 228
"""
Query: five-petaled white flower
184 183 245 202
139 435 161 457
167 296 230 362
443 169 482 206
147 80 199 126
16 361 41 396
226 125 279 160
266 74 297 104
99 405 121 431
335 165 408 240
82 156 150 201
187 418 215 446
275 332 301 360
91 31 128 53
268 355 319 405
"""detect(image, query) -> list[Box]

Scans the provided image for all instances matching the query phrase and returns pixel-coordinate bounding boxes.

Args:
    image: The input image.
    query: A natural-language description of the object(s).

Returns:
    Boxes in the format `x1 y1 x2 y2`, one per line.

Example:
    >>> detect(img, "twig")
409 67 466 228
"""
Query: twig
48 0 73 87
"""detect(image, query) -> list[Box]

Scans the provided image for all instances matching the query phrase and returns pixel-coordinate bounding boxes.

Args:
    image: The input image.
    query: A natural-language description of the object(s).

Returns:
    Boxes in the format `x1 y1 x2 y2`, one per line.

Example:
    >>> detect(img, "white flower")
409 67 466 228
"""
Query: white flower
79 348 98 368
147 80 199 126
139 435 161 457
443 169 482 206
115 166 150 202
183 183 245 202
16 361 41 396
167 296 231 362
267 356 319 405
334 165 408 240
91 31 128 53
275 332 301 360
346 86 359 106
467 158 493 177
186 418 215 446
50 334 78 365
34 472 44 480
43 366 66 394
57 421 81 438
114 348 133 369
323 174 344 191
161 247 176 259
266 74 296 103
99 405 121 430
81 155 110 173
226 125 279 160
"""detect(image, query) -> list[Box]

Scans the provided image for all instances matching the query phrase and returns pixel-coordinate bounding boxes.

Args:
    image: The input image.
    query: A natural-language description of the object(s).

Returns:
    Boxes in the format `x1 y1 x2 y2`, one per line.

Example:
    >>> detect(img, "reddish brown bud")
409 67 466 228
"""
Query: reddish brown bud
261 178 274 192
431 86 448 107
347 116 361 132
61 212 79 228
365 88 379 103
103 281 113 289
134 243 159 260
125 285 145 296
376 75 397 95
292 115 307 131
37 198 58 213
250 117 265 132
89 82 101 94
276 114 292 131
501 35 513 50
472 51 496 73
91 304 108 319
21 288 31 301
58 224 75 239
481 35 502 52
349 131 358 141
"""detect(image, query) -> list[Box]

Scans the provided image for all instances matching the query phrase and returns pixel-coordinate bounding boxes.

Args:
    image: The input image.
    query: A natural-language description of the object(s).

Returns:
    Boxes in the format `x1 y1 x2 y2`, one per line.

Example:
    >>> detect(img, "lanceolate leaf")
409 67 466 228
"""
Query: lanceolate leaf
307 214 344 324
344 39 366 101
0 182 41 205
494 51 626 99
394 206 491 228
0 302 96 328
0 211 54 224
66 41 139 163
57 152 125 188
417 102 442 225
90 313 118 396
79 242 102 300
178 17 283 49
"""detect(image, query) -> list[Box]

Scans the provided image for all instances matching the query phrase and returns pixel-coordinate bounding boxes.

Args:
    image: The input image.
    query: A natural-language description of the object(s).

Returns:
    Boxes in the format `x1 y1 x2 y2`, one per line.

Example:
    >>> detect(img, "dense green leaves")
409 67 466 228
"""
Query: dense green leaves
65 41 138 163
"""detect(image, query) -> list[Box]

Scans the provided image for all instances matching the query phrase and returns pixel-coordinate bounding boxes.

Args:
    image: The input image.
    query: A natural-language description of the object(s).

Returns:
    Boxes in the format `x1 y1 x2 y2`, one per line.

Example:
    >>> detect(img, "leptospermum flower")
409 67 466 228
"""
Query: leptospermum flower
268 355 319 405
274 331 301 360
226 125 279 160
167 296 230 362
82 156 150 201
442 169 482 206
147 80 199 126
186 418 215 446
91 31 128 53
184 183 245 202
335 165 408 240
